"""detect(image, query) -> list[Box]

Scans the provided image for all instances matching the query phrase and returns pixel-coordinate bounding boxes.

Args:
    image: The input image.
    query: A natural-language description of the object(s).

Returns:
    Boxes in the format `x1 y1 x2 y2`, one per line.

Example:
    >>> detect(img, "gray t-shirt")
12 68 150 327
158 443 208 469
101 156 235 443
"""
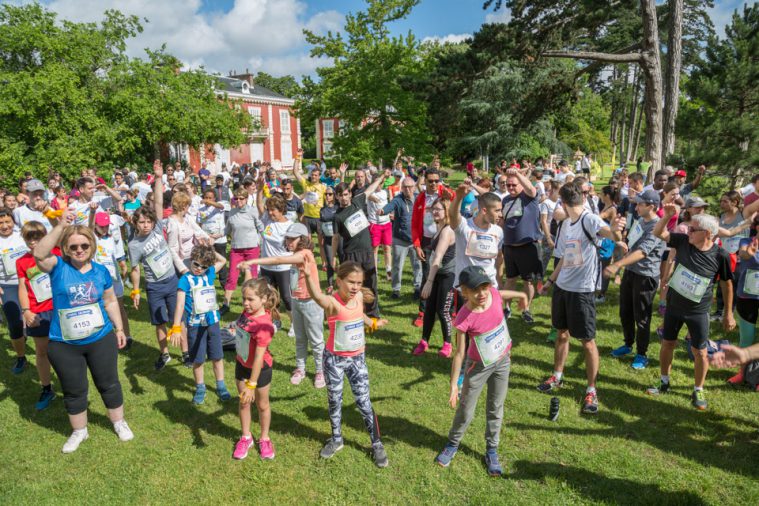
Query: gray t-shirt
502 192 541 245
626 216 665 278
226 206 261 250
128 226 175 283
555 212 606 293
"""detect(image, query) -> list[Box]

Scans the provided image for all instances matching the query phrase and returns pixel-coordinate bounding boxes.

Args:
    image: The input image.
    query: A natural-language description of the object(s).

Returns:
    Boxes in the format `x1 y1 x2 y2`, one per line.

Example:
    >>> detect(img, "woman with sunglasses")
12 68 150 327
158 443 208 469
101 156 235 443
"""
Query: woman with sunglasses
221 187 262 314
320 186 338 289
33 207 133 453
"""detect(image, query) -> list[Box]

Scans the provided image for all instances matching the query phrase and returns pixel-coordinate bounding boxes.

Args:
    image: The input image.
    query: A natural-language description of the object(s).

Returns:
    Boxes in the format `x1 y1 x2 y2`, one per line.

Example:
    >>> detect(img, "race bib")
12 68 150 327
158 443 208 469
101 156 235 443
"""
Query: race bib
465 231 498 259
2 248 28 277
321 221 334 236
191 285 218 314
722 234 746 254
30 272 52 302
234 323 251 362
289 266 300 294
305 191 319 205
627 220 644 247
145 247 172 279
59 303 105 341
333 318 365 352
563 240 583 268
743 269 759 296
345 211 369 237
669 264 710 303
504 198 523 219
201 219 223 236
95 252 118 280
472 318 511 366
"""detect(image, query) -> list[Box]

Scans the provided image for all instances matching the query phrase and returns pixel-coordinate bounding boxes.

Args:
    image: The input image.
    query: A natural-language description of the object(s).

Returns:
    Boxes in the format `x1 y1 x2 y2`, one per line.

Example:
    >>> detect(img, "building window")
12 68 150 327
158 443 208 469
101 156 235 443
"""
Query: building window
281 136 293 163
280 110 291 134
323 120 334 138
323 140 333 155
248 107 262 129
338 119 346 135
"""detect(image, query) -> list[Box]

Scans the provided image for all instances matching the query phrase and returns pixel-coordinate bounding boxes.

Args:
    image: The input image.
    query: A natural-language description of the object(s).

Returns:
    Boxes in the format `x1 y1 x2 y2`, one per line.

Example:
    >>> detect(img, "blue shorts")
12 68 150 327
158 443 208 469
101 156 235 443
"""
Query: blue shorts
1 283 23 340
146 276 178 326
187 322 223 364
26 310 53 338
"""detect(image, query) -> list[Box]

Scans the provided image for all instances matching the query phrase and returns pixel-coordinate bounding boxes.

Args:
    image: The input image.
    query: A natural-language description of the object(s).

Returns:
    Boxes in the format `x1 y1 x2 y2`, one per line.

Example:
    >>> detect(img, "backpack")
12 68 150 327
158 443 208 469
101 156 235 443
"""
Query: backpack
684 338 730 361
743 360 759 391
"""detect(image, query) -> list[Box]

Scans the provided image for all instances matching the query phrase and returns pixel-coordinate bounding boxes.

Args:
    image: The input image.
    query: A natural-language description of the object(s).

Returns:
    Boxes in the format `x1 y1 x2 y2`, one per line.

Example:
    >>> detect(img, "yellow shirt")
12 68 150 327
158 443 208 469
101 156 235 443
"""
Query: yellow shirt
299 179 327 218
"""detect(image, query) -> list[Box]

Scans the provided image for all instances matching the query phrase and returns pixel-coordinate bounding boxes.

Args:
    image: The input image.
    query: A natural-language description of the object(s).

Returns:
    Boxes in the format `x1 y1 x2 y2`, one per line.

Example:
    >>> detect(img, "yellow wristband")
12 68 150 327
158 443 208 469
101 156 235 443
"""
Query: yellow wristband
169 325 182 336
130 289 140 297
371 317 378 332
245 380 257 390
44 209 64 219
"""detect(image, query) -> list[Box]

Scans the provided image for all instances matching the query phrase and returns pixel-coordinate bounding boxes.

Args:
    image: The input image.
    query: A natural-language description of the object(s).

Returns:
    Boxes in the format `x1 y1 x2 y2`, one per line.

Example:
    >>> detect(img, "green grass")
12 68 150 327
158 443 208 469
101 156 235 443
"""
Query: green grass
2 175 758 505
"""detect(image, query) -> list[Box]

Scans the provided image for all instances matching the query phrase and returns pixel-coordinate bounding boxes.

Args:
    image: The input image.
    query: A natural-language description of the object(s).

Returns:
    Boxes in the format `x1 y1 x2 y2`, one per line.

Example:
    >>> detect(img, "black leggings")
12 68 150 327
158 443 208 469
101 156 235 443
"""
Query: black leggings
213 242 229 289
47 333 123 415
422 271 455 344
323 237 335 287
260 268 293 312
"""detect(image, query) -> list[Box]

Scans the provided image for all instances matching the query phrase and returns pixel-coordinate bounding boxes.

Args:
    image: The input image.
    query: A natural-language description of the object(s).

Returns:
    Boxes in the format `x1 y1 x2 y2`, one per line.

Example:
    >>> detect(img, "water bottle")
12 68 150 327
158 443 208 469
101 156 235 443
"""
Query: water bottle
549 397 560 422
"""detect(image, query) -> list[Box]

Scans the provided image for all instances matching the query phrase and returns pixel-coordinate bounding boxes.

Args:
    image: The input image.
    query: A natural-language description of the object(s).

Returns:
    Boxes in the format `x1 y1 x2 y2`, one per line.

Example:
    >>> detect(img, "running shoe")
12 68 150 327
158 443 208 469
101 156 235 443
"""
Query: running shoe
182 352 193 368
412 339 429 356
546 328 557 343
413 312 424 327
484 449 503 477
709 311 723 322
657 303 667 317
216 382 232 401
581 391 599 414
273 320 282 332
435 443 458 467
691 390 708 410
193 384 206 405
62 428 89 454
504 305 512 320
288 326 296 338
11 356 27 375
154 353 172 371
522 311 534 324
314 371 326 389
386 271 392 282
727 370 744 385
233 436 254 460
35 388 56 411
391 291 400 299
631 354 649 370
537 375 563 393
594 295 606 305
290 368 306 385
219 304 230 316
646 381 670 395
259 438 276 460
320 438 344 459
610 345 632 358
438 342 452 358
113 420 134 441
656 326 664 340
372 442 389 468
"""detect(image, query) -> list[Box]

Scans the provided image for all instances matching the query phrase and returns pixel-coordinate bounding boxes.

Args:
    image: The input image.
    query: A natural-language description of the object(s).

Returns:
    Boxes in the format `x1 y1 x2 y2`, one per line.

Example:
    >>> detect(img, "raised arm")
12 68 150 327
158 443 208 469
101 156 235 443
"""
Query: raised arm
364 168 391 200
153 161 164 218
292 149 305 184
449 179 471 230
653 203 676 243
506 168 536 198
34 208 74 272
300 252 336 314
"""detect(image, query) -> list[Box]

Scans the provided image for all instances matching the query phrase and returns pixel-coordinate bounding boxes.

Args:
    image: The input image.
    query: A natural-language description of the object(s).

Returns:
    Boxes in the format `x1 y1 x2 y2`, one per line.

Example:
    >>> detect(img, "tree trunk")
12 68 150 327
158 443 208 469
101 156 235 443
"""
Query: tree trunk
662 0 683 161
632 99 644 162
626 67 641 162
619 94 628 165
639 0 664 180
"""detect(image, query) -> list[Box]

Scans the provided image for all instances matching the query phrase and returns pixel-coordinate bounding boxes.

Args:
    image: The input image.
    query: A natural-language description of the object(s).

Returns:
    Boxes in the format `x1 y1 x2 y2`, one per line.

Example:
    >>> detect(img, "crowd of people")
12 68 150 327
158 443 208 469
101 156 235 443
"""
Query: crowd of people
1 152 758 477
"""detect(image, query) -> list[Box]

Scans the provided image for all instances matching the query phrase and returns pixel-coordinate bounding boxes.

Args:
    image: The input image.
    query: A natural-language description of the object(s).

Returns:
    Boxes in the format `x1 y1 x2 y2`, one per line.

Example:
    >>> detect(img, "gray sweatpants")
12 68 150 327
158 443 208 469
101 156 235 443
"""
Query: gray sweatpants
447 354 511 449
292 298 325 372
391 239 422 293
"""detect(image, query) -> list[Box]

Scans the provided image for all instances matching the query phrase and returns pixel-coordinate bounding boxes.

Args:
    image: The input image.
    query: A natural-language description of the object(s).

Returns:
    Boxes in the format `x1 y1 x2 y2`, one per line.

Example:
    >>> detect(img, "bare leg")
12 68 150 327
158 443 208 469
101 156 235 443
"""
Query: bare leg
523 280 535 311
33 337 51 386
659 340 677 377
553 329 571 372
107 405 125 423
237 380 252 438
193 362 204 385
256 385 271 440
582 339 599 388
118 300 131 337
155 324 168 354
693 347 708 388
69 410 87 430
11 336 26 358
212 359 225 382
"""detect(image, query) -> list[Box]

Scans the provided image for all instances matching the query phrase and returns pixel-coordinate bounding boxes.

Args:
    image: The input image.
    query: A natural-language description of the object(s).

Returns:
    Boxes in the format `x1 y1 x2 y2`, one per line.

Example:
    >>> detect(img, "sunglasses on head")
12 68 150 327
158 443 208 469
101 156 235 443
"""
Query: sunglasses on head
69 243 90 252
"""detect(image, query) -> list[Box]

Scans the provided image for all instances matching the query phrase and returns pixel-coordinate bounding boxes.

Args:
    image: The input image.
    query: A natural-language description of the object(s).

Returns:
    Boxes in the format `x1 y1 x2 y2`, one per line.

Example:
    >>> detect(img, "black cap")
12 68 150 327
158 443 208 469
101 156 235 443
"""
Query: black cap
459 265 491 289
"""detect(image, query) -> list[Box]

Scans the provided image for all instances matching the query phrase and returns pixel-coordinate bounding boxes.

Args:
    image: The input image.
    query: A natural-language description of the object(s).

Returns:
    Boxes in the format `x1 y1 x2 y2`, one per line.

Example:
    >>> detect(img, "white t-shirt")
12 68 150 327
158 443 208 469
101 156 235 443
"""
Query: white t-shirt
0 232 28 284
69 198 109 226
132 182 152 202
367 190 390 225
187 195 202 220
554 212 606 293
555 171 574 184
198 204 227 245
454 218 503 287
175 170 186 183
539 199 558 241
13 205 52 232
423 193 438 238
257 214 292 272
109 214 126 258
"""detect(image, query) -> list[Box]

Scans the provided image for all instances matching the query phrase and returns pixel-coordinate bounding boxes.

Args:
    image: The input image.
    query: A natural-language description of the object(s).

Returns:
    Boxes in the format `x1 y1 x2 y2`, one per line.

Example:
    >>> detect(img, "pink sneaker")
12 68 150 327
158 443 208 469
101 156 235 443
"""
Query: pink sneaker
258 438 275 460
290 368 306 385
233 436 254 460
412 340 429 356
314 371 326 389
438 342 452 358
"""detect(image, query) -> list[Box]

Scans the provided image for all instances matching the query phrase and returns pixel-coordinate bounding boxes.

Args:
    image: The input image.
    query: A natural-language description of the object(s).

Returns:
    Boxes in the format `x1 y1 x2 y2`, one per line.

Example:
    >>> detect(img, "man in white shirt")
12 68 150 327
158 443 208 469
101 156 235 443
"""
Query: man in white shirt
13 179 53 232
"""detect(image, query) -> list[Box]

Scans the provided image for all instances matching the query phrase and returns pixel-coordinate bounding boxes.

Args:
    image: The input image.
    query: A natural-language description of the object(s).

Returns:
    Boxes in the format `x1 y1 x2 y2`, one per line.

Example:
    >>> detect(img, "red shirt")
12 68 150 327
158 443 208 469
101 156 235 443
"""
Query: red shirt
235 311 274 369
16 248 61 314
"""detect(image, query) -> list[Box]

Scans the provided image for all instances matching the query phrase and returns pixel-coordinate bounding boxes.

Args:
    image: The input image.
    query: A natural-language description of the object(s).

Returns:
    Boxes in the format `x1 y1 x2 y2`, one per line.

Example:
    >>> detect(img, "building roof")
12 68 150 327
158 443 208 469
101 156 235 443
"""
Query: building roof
213 75 294 105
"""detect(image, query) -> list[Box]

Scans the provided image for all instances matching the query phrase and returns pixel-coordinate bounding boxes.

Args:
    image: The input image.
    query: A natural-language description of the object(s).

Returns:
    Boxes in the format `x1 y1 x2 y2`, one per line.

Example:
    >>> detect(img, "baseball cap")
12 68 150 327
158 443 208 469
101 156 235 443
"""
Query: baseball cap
685 196 708 208
94 212 111 227
26 179 45 193
674 169 687 177
458 266 491 289
633 188 660 205
285 222 309 238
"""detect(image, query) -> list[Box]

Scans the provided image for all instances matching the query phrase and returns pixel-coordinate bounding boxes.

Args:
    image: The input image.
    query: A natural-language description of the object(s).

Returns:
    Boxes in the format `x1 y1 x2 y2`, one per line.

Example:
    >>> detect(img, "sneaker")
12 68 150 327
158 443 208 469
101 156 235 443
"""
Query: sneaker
656 326 664 340
182 353 193 368
62 428 89 454
537 375 563 393
691 390 708 410
372 442 389 468
412 339 429 356
727 370 744 385
522 311 534 324
435 443 458 467
504 305 512 320
314 371 326 389
646 381 670 395
233 436 254 460
193 384 206 405
594 295 606 304
391 291 400 299
610 345 632 358
658 304 667 317
35 388 56 411
288 326 296 338
484 449 503 477
546 328 557 343
385 271 392 282
631 354 649 370
413 312 424 327
320 438 344 459
113 420 134 441
259 438 275 460
11 356 27 375
219 304 230 316
581 391 599 414
290 368 306 385
709 311 723 322
216 383 232 401
438 342 452 358
154 353 172 371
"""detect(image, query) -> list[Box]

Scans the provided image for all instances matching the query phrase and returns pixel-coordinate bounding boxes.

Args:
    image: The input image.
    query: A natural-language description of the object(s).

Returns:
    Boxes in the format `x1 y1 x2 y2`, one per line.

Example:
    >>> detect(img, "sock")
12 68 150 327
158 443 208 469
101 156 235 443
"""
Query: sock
216 379 227 390
694 386 703 392
586 386 596 394
42 384 52 392
661 375 670 384
196 383 206 389
553 371 563 381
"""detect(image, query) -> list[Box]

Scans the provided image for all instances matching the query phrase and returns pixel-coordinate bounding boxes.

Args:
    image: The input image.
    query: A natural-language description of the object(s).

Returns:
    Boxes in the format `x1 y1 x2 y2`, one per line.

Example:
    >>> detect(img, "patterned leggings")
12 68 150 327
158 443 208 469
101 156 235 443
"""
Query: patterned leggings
323 350 380 444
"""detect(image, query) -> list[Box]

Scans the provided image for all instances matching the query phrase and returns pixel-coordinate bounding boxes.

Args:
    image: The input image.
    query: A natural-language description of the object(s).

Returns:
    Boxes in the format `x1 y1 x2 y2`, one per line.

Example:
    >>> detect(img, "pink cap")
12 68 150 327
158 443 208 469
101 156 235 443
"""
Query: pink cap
94 212 110 227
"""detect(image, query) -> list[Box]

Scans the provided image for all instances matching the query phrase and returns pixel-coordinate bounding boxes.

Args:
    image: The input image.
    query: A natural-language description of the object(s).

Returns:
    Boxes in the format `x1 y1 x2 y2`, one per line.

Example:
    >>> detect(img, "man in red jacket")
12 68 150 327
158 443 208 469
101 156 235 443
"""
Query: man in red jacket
411 167 455 326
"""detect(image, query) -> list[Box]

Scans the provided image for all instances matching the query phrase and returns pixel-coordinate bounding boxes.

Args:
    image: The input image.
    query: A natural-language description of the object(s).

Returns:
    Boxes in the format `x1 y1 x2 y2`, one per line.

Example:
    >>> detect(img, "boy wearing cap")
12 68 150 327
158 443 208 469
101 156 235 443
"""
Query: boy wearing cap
13 179 54 233
604 189 665 369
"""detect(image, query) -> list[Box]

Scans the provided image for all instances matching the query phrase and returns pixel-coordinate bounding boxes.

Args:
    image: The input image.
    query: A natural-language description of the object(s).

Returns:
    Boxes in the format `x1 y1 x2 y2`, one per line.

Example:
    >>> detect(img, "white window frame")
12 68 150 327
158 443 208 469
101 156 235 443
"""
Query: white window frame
280 110 291 134
322 120 334 139
323 140 333 155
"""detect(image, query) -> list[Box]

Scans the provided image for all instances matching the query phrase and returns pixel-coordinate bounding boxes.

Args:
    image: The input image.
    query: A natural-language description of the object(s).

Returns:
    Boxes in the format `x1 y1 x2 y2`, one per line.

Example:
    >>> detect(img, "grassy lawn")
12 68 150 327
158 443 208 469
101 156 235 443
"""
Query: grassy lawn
2 171 758 505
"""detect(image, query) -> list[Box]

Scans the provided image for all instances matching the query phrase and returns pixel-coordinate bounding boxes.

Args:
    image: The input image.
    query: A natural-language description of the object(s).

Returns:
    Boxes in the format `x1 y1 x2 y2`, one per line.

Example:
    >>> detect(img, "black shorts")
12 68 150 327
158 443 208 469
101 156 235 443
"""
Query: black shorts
661 311 710 350
737 297 759 324
26 310 53 338
235 361 273 388
304 216 320 235
503 242 543 280
551 286 596 340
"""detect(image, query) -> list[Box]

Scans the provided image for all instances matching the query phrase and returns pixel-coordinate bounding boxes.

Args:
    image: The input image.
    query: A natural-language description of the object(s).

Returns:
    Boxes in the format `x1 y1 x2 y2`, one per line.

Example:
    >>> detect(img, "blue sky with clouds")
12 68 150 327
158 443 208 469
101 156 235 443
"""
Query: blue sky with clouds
21 0 746 79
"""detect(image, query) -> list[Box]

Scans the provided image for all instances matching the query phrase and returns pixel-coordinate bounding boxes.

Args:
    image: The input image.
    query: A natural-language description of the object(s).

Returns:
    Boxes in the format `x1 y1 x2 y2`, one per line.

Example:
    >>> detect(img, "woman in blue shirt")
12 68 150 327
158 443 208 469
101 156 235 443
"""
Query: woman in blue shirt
34 208 133 453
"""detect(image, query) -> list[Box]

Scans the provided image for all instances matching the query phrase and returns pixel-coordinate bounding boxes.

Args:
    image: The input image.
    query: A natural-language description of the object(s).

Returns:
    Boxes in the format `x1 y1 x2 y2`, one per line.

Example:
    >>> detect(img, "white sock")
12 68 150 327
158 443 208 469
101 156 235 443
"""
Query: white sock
694 386 703 392
553 371 563 381
661 375 670 384
586 386 596 394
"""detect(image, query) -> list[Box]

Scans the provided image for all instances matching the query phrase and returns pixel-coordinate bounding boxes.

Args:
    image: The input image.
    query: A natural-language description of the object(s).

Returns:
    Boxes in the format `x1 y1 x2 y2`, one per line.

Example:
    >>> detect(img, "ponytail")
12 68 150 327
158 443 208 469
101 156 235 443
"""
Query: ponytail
241 278 281 322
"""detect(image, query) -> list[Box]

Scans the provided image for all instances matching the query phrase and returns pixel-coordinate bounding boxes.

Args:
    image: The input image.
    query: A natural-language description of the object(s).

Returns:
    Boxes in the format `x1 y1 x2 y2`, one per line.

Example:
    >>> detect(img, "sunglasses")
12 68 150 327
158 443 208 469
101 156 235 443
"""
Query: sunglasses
505 184 518 188
427 179 440 184
689 227 706 233
69 243 90 252
191 261 210 270
325 193 334 196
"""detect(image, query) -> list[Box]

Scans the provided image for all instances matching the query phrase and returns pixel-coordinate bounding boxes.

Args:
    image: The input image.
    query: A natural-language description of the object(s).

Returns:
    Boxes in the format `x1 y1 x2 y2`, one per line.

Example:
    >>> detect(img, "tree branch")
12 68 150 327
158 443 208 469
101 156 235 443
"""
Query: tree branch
542 50 642 64
574 43 643 77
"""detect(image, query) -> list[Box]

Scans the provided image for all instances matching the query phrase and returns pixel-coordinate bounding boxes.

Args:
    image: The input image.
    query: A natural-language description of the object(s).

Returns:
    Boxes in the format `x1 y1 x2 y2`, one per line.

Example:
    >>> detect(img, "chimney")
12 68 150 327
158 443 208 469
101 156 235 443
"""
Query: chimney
230 68 255 86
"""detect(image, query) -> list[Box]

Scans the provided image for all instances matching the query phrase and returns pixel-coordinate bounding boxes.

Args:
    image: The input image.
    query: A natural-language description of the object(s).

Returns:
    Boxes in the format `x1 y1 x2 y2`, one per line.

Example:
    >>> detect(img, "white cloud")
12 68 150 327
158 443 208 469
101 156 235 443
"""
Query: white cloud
36 0 344 78
484 7 511 24
422 33 472 44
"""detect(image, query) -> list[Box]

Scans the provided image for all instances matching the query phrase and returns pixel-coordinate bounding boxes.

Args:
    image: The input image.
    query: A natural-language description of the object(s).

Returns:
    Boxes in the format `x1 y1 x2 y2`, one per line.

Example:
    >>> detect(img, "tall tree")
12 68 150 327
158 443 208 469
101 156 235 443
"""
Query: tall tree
662 0 684 159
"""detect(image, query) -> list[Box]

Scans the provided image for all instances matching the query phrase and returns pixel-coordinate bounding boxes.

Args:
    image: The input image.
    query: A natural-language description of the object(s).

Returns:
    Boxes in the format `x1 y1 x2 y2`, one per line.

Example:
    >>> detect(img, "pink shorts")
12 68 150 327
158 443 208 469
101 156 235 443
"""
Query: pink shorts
369 222 392 247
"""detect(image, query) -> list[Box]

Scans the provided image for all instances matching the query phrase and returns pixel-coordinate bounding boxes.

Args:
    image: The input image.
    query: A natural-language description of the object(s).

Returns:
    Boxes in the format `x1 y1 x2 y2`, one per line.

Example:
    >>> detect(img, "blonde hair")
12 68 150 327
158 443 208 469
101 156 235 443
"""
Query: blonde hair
59 225 97 263
171 191 191 212
21 221 48 242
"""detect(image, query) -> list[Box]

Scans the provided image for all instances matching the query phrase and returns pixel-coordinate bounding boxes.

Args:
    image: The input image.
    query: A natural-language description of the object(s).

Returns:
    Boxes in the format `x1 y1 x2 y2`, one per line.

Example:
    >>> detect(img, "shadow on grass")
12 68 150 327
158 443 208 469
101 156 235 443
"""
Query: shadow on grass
509 460 707 505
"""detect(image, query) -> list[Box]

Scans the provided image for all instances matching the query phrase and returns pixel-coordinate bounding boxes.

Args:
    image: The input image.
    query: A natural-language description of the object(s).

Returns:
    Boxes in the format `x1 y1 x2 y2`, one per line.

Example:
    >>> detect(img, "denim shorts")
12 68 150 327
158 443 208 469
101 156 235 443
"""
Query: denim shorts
187 322 223 364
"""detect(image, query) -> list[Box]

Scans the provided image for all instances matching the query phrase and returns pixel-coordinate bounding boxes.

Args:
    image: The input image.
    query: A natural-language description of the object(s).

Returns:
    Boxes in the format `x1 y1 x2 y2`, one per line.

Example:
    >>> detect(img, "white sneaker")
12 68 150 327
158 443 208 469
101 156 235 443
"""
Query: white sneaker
113 419 134 442
62 428 89 453
288 326 295 338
